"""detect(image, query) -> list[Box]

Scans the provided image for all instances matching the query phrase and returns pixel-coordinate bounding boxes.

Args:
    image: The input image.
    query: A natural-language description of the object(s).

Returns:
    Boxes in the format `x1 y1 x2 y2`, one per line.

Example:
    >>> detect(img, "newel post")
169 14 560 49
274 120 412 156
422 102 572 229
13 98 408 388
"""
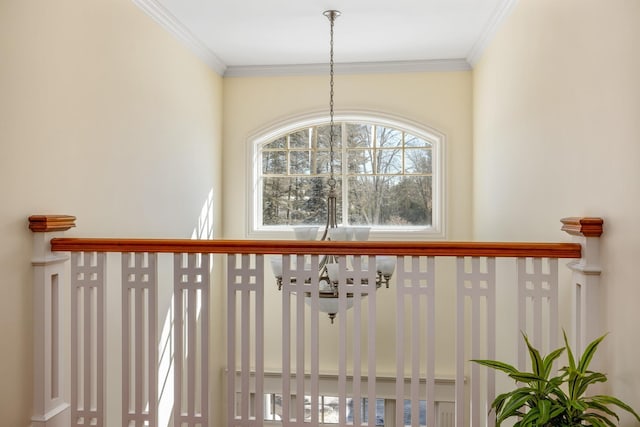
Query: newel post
561 217 604 355
29 215 76 427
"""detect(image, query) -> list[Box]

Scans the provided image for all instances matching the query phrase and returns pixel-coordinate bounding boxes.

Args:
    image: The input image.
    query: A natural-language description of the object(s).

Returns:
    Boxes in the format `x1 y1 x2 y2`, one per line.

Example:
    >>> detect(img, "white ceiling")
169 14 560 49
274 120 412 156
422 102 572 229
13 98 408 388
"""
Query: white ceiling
136 0 517 75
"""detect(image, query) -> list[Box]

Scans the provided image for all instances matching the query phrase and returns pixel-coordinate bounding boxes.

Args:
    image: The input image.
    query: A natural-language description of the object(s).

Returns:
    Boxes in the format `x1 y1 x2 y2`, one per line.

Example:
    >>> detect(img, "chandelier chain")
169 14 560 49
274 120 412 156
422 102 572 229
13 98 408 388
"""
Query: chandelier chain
323 10 340 234
328 10 337 186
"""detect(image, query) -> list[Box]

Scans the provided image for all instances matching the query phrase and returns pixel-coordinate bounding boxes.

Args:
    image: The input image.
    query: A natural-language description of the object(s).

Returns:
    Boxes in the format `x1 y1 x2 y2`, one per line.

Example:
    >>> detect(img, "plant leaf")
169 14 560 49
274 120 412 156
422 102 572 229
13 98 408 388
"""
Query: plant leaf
518 407 540 426
537 399 551 424
585 399 619 418
542 346 565 378
563 329 576 372
578 334 607 373
570 399 587 412
496 393 533 424
508 371 546 383
548 404 565 420
523 333 544 377
590 395 640 423
574 372 607 397
472 359 519 376
581 412 617 427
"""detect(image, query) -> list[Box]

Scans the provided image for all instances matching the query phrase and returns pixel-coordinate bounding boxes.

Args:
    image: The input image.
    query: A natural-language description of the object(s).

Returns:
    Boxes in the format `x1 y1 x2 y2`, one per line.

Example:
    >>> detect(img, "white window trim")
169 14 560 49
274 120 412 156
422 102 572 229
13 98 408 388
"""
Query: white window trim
247 110 446 241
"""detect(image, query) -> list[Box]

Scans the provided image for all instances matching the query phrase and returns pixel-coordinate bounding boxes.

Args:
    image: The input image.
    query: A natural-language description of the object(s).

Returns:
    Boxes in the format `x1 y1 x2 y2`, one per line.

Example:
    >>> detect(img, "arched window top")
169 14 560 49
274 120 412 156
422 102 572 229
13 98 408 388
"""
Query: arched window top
248 111 445 240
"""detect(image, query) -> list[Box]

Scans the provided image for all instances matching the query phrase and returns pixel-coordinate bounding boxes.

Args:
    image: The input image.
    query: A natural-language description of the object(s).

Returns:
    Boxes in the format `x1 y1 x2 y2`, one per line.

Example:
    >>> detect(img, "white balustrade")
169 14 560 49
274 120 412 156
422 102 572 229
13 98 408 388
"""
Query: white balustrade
29 216 601 427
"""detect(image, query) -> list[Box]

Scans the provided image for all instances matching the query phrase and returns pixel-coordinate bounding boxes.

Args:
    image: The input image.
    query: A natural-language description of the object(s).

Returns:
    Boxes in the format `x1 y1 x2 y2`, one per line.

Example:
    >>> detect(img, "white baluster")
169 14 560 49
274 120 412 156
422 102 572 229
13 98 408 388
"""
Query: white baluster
308 255 320 427
122 252 158 427
71 251 106 427
174 253 210 426
227 253 264 425
340 254 378 427
517 257 558 368
396 256 436 427
456 256 496 427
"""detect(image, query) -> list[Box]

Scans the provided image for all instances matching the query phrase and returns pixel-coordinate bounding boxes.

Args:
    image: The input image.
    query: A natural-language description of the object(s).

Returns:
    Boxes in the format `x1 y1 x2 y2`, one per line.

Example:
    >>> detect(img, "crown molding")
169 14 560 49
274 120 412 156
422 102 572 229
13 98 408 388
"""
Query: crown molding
466 0 520 66
224 58 471 78
132 0 226 75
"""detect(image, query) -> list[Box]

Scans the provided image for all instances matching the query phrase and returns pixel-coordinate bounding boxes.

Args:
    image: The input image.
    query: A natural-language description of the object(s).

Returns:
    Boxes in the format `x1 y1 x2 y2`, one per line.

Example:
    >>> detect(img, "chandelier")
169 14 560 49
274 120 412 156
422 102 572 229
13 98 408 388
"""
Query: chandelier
270 10 396 323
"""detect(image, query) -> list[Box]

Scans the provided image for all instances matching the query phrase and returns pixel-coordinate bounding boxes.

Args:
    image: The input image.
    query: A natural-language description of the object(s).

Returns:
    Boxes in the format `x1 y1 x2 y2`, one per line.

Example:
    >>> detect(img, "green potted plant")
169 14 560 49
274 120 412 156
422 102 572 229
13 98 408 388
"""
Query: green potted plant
473 332 640 426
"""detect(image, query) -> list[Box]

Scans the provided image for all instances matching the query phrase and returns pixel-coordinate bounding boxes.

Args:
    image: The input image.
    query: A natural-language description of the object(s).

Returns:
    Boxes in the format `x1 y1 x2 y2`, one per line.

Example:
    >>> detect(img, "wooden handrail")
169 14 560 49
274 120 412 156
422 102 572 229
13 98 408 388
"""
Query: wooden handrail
50 238 581 258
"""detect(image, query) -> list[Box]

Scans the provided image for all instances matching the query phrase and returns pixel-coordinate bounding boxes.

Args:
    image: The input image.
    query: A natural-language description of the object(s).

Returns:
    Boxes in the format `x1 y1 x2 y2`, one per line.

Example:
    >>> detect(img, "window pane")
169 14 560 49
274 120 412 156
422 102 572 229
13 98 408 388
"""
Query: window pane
377 147 402 175
374 398 385 426
346 123 372 148
322 396 340 424
348 176 432 226
347 148 374 174
317 124 342 150
264 394 283 421
262 151 287 175
262 177 342 226
290 150 312 175
405 134 432 148
317 148 341 175
376 126 402 148
264 393 281 421
347 398 385 426
404 148 432 174
404 399 427 427
303 395 321 422
289 129 310 149
347 175 397 225
264 137 286 149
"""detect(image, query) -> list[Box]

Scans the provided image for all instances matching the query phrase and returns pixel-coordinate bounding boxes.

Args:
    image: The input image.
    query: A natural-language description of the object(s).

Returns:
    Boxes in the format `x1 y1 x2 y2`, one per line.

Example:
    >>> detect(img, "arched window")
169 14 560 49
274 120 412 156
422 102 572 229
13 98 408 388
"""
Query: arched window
249 113 445 239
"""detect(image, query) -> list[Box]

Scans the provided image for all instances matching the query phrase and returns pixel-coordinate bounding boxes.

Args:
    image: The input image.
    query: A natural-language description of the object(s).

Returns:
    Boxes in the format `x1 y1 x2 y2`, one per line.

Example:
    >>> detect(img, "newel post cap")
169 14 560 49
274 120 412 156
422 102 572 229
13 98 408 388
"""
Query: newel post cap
561 217 603 237
28 215 76 232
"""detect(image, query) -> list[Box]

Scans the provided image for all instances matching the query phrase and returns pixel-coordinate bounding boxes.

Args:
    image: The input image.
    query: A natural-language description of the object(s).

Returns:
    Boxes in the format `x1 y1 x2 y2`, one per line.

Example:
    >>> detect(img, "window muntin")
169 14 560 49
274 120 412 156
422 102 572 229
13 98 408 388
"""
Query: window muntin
252 115 444 238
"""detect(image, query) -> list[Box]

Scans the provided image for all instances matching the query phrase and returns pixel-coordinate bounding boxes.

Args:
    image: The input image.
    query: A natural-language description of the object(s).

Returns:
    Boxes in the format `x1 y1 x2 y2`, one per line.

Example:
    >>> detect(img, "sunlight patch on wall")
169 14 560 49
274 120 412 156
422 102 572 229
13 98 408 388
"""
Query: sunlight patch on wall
192 188 214 240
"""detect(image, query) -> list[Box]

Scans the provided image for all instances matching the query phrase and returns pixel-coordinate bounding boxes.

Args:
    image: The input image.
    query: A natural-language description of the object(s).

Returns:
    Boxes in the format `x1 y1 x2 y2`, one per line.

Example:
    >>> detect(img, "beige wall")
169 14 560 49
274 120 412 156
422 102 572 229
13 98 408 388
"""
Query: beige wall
223 72 473 373
0 0 223 425
473 0 640 421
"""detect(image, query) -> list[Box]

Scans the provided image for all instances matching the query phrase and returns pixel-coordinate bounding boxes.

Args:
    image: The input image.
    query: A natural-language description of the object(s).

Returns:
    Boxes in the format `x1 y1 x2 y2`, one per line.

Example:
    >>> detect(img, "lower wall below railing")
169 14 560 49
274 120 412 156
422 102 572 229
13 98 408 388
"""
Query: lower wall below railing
230 370 457 427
